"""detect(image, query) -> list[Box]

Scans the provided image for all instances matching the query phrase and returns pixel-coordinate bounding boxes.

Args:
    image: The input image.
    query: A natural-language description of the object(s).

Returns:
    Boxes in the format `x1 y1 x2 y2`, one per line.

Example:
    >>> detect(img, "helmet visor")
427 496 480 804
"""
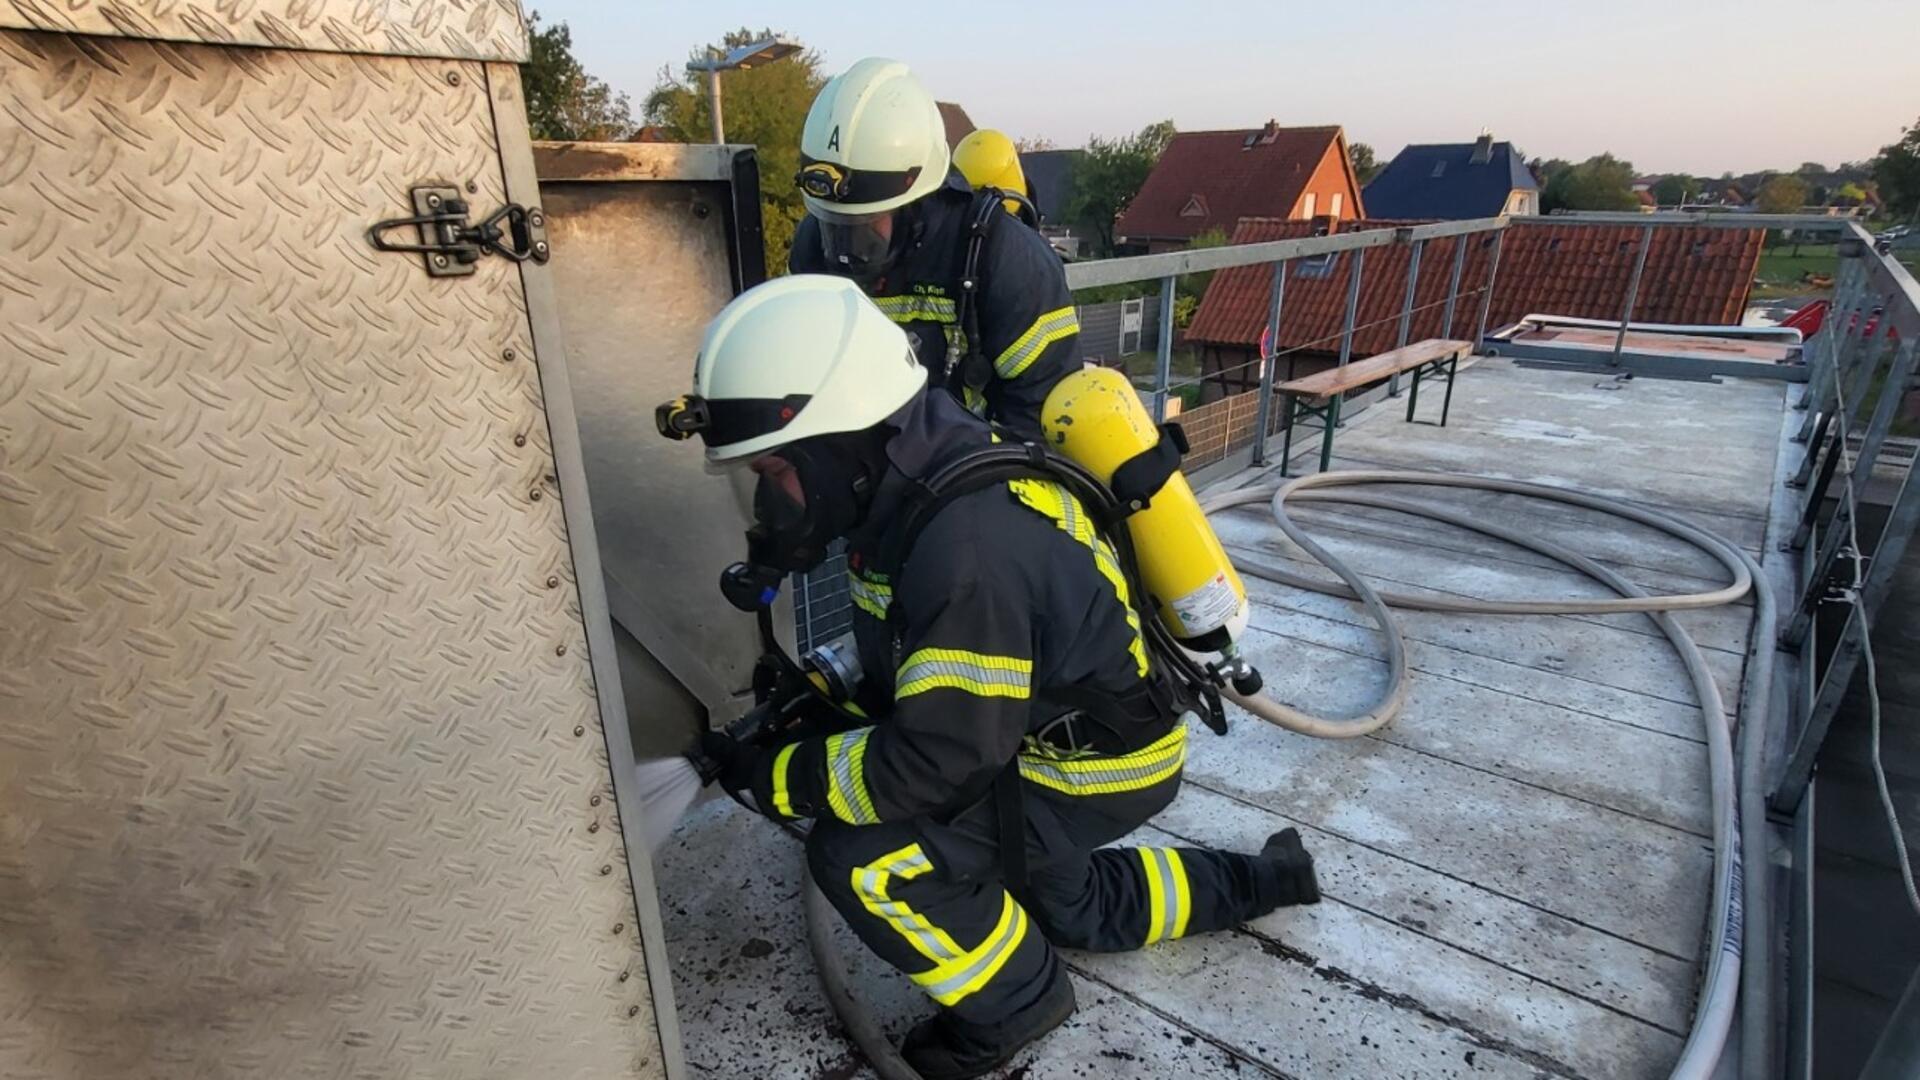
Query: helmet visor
817 213 897 279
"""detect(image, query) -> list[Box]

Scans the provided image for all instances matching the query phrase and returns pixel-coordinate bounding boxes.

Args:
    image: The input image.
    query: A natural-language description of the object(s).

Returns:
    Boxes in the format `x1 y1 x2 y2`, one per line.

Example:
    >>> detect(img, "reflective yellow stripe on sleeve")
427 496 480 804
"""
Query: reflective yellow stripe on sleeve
994 306 1078 379
824 728 879 825
770 742 799 818
895 647 1033 701
873 294 958 324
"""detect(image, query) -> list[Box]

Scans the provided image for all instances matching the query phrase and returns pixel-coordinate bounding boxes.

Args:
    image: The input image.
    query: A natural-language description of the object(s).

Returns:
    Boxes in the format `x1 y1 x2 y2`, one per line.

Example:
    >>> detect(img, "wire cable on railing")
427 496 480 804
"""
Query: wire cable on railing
1827 331 1920 919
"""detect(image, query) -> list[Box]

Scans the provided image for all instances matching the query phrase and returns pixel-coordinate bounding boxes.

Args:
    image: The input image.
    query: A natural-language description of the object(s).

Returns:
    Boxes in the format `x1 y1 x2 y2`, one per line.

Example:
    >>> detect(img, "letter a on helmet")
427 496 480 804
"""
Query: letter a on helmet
797 58 949 219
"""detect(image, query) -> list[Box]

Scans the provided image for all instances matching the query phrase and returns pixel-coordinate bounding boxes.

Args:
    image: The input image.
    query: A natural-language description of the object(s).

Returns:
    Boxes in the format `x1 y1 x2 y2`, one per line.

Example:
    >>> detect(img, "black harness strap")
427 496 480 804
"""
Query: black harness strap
1107 422 1189 514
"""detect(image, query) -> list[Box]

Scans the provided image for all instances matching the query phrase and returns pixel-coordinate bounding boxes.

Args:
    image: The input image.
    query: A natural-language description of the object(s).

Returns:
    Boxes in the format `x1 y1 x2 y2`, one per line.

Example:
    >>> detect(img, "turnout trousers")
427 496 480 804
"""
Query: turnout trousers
806 762 1277 1024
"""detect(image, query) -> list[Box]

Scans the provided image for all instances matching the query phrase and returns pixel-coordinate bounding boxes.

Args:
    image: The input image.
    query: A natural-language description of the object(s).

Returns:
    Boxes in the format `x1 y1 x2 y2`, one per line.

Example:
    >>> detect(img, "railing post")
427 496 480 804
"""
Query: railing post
1772 413 1920 810
1388 238 1424 397
1439 234 1468 339
1251 260 1288 467
1336 247 1365 370
1152 274 1176 422
1609 223 1655 366
1472 229 1506 349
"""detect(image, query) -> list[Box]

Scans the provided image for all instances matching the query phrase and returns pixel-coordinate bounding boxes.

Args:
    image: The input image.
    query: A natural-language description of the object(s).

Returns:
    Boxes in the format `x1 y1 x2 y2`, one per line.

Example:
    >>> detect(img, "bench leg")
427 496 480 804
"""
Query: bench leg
1440 355 1459 427
1320 395 1341 473
1279 396 1297 477
1406 365 1422 422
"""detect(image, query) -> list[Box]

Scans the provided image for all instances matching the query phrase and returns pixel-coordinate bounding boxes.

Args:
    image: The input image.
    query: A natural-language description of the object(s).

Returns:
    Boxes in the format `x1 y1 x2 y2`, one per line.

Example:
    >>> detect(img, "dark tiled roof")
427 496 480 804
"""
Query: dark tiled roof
1020 149 1082 222
1115 126 1348 242
936 102 975 150
1360 141 1537 220
1185 216 1762 351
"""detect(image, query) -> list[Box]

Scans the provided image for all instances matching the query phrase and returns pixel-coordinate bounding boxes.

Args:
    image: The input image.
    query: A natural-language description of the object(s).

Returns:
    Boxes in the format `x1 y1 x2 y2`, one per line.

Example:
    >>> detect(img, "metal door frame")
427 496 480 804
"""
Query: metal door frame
489 65 685 1079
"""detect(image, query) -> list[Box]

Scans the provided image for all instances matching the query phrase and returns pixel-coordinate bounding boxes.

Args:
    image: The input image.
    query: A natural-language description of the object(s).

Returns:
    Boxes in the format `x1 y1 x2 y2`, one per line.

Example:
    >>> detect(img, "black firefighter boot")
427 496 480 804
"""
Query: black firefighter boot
899 961 1077 1080
1255 827 1322 910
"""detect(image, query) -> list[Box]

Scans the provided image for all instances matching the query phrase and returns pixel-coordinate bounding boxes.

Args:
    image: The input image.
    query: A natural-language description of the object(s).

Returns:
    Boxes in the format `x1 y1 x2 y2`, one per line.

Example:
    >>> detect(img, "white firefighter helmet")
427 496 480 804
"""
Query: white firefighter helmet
657 274 927 467
796 57 950 219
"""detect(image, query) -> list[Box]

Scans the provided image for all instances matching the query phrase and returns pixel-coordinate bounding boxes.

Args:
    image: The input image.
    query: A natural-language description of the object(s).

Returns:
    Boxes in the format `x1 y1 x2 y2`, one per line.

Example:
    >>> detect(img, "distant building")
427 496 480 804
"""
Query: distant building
936 102 975 151
1019 148 1093 259
1114 121 1361 253
1361 135 1540 220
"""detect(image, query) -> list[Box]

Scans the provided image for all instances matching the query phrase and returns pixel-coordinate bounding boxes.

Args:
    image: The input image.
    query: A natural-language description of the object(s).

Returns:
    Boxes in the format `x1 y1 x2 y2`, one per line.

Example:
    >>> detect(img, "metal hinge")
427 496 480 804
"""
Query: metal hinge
367 185 550 277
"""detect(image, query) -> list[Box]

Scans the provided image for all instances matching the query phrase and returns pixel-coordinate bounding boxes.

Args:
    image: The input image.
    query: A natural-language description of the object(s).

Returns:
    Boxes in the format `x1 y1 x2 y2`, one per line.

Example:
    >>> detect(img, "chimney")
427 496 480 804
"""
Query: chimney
1470 131 1493 165
1258 118 1281 145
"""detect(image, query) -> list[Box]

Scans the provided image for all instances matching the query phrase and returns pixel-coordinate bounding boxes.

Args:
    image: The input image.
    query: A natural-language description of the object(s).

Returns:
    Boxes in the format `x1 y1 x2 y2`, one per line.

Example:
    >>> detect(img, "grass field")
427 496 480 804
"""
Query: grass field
1752 242 1920 300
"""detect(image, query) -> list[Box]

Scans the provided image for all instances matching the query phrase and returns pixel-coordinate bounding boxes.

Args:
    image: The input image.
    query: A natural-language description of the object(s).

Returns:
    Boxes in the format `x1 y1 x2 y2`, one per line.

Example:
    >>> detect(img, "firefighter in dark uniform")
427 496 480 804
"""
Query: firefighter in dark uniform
660 275 1321 1080
789 57 1079 440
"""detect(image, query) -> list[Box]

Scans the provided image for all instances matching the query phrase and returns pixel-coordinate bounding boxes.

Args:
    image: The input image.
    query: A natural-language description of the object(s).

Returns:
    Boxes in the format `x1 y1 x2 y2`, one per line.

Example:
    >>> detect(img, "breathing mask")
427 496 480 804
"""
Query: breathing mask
734 430 888 575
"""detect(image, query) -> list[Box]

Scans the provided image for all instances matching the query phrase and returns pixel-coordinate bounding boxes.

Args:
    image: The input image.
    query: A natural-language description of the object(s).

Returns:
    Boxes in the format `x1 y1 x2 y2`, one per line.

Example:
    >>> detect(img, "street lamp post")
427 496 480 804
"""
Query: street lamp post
686 35 801 144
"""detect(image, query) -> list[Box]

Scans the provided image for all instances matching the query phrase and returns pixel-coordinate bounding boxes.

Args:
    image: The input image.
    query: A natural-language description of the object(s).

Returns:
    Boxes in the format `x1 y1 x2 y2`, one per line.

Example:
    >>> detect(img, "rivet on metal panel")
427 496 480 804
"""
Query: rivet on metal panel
513 433 528 447
529 209 545 228
432 254 449 268
618 970 631 982
557 643 569 656
601 864 613 876
426 192 443 209
694 203 711 219
546 575 561 588
502 347 517 362
573 725 586 736
587 821 600 833
529 488 543 502
613 923 625 935
590 794 602 807
446 71 462 86
628 1006 641 1018
466 180 479 193
534 240 550 258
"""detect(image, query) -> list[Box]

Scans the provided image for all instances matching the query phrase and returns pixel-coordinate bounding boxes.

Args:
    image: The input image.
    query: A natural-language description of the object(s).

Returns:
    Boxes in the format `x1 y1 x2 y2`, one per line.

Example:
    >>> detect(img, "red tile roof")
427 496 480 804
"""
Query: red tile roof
1116 125 1352 243
1185 217 1763 353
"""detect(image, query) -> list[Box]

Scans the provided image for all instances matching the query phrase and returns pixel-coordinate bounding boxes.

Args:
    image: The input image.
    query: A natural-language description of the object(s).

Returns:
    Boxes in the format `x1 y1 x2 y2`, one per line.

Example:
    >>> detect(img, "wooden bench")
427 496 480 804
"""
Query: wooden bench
1275 338 1471 475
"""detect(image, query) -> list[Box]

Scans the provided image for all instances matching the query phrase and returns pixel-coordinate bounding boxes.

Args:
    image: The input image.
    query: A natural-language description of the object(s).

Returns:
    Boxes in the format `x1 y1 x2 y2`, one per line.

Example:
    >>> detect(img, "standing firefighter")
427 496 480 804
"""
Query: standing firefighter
790 58 1078 439
657 275 1320 1079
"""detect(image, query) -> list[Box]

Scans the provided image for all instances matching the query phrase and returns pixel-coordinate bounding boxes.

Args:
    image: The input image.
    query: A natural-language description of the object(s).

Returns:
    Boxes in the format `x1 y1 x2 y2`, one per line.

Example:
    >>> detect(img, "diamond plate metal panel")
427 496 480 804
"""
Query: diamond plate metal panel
0 0 528 60
0 31 656 1080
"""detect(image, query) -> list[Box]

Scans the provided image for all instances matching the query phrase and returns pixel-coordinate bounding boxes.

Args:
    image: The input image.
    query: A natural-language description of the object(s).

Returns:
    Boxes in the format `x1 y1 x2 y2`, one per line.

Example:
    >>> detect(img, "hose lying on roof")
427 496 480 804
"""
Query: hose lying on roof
806 469 1767 1080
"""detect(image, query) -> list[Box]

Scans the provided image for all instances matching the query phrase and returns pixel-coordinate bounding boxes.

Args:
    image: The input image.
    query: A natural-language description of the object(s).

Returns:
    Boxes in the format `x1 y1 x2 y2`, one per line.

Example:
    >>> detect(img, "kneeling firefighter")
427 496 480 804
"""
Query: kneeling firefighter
790 57 1076 438
656 275 1320 1079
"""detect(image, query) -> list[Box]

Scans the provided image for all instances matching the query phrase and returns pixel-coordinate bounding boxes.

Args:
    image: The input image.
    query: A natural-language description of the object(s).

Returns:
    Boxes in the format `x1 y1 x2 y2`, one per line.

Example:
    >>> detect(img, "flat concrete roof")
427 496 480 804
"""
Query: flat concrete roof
650 356 1789 1078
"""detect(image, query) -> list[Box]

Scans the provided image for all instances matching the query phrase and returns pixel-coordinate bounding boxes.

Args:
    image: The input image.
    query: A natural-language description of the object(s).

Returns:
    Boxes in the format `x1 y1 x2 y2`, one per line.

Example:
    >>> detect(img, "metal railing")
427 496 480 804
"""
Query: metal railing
1065 210 1920 1080
1065 212 1855 476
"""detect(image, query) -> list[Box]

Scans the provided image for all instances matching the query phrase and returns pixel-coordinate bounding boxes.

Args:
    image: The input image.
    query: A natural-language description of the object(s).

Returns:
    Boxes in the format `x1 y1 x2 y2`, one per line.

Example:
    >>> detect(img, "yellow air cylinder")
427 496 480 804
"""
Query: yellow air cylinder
952 129 1030 216
1042 365 1249 650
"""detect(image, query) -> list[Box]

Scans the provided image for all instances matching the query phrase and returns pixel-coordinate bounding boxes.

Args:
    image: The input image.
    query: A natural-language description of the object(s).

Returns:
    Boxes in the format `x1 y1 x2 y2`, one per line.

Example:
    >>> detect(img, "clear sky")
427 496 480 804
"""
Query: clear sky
533 1 1918 176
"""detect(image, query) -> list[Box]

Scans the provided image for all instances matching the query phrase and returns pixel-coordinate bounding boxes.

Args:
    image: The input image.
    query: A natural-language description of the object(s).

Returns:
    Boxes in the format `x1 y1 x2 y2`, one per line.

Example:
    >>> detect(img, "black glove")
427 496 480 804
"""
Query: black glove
704 731 811 823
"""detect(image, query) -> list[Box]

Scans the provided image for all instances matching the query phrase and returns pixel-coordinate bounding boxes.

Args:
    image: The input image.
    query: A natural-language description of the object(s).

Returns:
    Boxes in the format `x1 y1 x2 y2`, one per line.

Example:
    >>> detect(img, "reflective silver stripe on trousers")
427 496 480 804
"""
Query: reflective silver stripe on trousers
919 902 1027 1002
895 657 1031 692
1145 847 1182 944
855 850 957 962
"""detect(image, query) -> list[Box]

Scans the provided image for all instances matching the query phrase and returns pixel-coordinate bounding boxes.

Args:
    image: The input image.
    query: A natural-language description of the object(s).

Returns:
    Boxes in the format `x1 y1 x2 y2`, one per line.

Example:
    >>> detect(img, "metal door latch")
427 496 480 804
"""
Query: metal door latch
367 185 550 277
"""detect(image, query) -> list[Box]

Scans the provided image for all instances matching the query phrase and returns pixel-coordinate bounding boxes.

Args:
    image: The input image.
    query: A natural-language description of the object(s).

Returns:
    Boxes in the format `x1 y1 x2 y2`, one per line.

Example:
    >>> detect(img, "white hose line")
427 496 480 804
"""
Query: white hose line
1201 470 1746 1080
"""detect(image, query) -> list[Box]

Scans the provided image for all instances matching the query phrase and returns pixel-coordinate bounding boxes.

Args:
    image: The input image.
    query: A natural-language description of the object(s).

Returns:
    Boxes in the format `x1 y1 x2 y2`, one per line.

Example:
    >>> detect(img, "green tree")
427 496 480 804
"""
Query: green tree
1066 119 1176 256
1650 174 1700 207
1529 157 1573 187
522 11 636 141
1874 116 1920 221
1756 174 1809 214
1539 154 1638 212
646 28 825 274
1832 182 1868 207
1349 141 1383 184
